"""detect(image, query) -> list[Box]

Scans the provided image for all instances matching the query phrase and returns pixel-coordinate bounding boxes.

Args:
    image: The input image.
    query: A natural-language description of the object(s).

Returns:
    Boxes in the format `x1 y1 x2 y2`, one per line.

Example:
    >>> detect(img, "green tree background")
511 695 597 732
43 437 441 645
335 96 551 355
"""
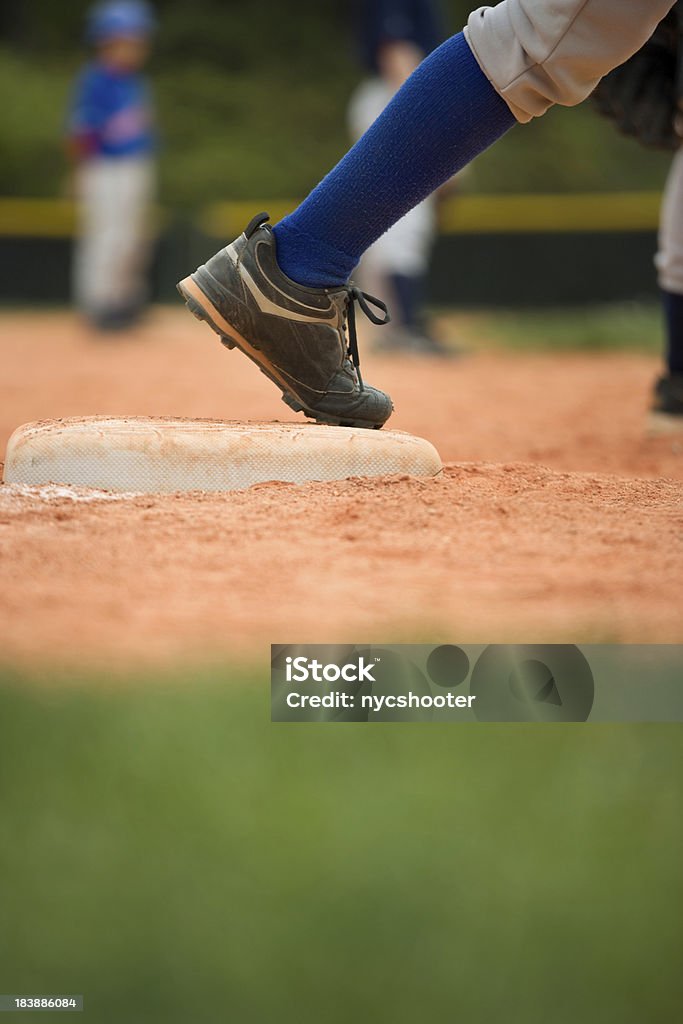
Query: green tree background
0 0 672 206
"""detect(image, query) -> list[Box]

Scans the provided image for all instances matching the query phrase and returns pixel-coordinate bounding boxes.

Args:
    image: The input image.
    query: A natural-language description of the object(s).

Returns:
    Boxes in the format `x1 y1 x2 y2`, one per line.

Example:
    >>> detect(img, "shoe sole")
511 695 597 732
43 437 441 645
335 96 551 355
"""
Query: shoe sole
177 276 384 430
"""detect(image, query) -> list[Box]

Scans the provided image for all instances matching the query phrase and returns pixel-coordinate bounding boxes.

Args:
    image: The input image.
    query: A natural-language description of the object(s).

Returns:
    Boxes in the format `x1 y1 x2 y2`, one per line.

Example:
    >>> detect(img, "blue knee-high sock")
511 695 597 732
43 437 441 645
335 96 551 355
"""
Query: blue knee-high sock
273 32 515 288
662 289 683 375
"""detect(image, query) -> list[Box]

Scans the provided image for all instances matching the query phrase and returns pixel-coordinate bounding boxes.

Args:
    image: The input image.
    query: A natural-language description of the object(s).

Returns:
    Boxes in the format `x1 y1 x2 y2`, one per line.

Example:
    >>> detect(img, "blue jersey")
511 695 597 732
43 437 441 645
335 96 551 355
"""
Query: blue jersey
68 61 155 158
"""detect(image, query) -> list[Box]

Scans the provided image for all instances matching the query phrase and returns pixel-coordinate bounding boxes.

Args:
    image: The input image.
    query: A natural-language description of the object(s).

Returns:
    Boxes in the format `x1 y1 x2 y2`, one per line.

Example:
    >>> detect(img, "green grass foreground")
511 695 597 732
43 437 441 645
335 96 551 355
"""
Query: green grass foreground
0 669 681 1023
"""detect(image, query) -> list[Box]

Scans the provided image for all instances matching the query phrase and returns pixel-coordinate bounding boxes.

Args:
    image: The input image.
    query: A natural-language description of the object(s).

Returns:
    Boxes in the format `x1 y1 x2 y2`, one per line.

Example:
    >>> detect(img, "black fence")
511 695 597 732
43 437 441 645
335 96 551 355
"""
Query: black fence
0 193 662 308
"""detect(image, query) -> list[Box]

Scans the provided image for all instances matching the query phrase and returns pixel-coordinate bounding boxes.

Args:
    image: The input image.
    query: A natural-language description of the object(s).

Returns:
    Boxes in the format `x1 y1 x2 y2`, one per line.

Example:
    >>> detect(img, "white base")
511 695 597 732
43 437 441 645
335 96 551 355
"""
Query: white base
2 417 443 493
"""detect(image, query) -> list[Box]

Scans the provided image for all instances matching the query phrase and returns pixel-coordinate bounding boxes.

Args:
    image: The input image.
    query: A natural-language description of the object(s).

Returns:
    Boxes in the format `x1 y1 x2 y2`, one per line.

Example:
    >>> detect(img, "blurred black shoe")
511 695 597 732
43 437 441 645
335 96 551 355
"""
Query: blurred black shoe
648 373 683 433
374 325 458 357
88 303 146 333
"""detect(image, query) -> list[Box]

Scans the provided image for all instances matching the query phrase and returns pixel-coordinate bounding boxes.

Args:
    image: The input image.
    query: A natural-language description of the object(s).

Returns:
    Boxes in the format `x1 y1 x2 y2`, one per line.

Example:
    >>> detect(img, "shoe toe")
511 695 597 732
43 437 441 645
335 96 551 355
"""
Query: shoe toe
359 383 394 418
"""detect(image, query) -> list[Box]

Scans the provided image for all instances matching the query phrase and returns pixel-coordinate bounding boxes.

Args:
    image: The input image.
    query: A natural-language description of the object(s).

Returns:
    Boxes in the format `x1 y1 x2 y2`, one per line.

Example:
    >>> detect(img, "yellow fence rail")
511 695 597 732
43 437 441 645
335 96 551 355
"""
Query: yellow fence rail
0 192 663 239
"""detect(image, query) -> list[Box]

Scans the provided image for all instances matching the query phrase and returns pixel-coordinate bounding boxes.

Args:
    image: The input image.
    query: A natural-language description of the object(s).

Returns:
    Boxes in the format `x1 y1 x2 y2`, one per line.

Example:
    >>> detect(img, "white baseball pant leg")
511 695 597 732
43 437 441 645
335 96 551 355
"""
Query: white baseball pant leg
465 0 678 123
74 155 155 315
656 149 683 296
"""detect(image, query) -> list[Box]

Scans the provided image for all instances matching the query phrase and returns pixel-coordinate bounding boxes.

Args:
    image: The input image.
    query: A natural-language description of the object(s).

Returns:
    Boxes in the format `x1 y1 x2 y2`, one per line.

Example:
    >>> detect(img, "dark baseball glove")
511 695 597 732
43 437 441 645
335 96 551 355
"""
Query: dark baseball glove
592 4 683 150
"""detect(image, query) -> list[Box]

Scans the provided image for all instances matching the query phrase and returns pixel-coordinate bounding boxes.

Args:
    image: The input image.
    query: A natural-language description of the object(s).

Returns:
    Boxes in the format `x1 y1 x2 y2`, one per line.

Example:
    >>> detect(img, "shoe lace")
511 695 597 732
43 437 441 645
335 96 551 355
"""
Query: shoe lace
344 285 390 391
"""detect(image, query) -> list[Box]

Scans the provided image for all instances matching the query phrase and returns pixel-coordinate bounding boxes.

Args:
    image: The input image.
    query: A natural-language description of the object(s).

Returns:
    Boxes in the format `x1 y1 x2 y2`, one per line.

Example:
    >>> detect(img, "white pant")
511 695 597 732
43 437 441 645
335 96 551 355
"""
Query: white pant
656 149 683 295
466 0 677 123
74 156 155 314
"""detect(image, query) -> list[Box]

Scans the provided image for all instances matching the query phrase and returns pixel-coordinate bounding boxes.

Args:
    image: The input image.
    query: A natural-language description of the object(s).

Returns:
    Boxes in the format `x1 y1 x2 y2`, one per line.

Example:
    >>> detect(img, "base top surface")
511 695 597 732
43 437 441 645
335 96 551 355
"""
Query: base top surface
3 416 443 493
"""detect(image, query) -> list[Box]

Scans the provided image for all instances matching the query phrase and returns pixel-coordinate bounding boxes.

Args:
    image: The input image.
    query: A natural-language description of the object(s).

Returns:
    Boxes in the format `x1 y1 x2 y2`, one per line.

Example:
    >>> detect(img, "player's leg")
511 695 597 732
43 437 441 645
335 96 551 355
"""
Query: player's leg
364 202 447 354
111 156 155 325
652 148 683 428
275 0 675 289
178 28 511 427
179 0 676 429
72 162 98 319
274 30 514 290
82 159 151 330
73 158 121 328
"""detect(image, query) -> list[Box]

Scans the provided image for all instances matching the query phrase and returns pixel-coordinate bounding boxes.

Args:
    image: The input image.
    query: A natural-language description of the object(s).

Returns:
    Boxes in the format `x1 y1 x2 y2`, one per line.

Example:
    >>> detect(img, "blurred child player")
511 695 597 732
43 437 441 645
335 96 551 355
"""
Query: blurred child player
67 0 156 332
348 0 448 355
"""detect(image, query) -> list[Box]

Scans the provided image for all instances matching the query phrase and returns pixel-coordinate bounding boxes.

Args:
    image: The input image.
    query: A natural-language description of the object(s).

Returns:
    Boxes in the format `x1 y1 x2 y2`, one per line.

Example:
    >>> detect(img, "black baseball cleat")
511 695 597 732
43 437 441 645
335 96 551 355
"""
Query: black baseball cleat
648 372 683 433
177 212 394 429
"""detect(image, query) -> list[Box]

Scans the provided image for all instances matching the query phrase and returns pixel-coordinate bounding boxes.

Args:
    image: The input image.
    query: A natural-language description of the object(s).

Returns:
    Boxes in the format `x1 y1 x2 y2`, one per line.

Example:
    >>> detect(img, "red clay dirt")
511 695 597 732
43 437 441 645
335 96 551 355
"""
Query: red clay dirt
0 308 681 671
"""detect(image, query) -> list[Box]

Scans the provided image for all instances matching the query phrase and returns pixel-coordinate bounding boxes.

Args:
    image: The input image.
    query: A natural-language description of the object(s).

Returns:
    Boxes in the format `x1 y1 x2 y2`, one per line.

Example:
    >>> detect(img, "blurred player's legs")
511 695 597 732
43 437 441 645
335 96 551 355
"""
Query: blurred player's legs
653 147 683 428
361 201 445 353
348 68 447 355
347 13 449 356
181 0 676 427
74 154 154 331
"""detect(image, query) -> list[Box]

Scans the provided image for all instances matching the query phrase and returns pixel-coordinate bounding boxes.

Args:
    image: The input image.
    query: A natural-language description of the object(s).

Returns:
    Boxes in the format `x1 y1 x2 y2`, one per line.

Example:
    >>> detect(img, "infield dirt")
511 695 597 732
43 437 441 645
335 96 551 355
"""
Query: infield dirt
1 308 681 671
